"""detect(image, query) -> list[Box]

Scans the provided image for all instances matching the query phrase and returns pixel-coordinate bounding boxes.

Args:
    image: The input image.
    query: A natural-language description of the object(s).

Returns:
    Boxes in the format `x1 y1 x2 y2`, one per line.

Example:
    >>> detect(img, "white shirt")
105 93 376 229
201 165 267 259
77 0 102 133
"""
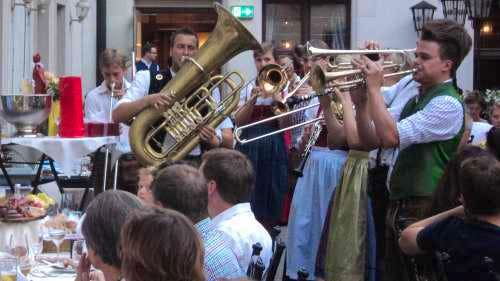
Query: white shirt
376 77 464 189
141 58 152 69
369 75 420 168
470 121 492 146
396 82 463 151
119 69 234 156
85 79 132 153
211 203 272 273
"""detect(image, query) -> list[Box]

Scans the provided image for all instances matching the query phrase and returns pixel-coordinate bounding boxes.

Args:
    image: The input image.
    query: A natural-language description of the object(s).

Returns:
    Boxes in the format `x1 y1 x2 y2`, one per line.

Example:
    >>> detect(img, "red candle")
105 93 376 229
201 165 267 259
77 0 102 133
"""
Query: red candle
59 76 84 138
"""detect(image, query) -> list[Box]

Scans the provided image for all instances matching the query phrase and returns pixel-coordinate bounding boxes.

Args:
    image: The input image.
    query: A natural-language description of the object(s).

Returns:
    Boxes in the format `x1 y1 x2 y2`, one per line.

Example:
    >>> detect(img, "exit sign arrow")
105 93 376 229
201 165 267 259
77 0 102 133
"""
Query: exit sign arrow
231 5 254 19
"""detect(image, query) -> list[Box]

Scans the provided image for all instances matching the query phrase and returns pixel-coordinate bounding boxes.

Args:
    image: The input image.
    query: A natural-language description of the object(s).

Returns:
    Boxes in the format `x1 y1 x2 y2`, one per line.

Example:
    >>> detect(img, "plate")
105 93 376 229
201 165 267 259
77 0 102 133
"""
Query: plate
1 213 47 223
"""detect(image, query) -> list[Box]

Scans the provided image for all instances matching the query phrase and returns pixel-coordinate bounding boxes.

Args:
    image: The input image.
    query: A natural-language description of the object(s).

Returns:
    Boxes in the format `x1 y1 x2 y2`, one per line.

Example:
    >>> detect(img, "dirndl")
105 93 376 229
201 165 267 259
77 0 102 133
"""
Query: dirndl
286 147 347 280
324 150 373 281
236 122 288 223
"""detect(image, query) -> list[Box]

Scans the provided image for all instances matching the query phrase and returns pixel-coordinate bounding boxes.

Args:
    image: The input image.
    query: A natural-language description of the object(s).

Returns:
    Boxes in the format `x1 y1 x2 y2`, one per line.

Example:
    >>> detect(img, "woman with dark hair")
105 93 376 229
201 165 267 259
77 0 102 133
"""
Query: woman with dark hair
486 126 500 160
427 145 490 216
120 208 206 281
78 190 144 281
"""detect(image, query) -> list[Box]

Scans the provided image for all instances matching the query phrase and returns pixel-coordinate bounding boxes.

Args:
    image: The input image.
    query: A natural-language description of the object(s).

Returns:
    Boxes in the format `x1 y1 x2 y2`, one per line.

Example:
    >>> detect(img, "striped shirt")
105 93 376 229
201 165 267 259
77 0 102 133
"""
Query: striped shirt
195 218 243 281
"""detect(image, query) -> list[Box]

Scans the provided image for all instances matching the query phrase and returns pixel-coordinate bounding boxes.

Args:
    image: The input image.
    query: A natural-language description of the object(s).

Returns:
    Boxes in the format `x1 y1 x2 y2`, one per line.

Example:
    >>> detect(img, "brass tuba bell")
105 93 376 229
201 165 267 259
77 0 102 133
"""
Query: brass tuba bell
129 3 261 166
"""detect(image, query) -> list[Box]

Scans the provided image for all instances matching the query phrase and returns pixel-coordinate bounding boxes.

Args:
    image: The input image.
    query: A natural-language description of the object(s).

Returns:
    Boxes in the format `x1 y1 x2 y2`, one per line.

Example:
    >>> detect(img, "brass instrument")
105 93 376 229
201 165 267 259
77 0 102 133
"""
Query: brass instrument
129 3 260 166
306 42 416 69
233 63 288 120
235 47 416 144
292 120 323 177
257 63 288 97
310 63 416 96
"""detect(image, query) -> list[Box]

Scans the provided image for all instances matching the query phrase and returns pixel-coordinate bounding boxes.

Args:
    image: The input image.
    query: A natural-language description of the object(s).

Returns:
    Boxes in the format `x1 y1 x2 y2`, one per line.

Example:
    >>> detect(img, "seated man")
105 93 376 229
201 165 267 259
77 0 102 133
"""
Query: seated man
200 148 272 272
399 154 500 281
151 163 243 281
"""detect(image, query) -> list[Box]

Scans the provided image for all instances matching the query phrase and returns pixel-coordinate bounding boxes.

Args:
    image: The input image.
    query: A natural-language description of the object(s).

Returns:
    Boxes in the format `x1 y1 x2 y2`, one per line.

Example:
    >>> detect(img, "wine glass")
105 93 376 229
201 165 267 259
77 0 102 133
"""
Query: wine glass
9 233 28 261
71 240 86 267
46 229 66 261
60 193 76 215
29 230 44 261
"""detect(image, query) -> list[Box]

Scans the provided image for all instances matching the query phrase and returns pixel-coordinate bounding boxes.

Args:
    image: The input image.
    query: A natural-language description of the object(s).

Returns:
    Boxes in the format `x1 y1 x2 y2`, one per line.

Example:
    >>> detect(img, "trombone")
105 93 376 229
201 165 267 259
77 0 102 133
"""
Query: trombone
235 47 417 145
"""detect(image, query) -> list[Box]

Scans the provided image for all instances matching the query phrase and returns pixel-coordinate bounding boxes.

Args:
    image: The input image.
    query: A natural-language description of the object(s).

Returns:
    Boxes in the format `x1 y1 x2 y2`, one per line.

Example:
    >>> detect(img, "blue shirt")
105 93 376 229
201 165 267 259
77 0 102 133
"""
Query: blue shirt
195 218 243 281
417 216 500 281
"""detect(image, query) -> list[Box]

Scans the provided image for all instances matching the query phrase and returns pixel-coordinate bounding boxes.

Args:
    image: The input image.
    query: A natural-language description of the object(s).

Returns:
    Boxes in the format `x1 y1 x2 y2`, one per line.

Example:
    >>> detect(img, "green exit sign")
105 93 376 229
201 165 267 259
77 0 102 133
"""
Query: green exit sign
231 5 254 19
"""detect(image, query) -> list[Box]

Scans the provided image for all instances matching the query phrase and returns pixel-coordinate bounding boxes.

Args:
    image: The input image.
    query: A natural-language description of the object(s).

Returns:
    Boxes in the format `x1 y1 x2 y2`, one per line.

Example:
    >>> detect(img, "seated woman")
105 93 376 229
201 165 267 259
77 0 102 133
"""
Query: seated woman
120 207 205 281
78 190 144 281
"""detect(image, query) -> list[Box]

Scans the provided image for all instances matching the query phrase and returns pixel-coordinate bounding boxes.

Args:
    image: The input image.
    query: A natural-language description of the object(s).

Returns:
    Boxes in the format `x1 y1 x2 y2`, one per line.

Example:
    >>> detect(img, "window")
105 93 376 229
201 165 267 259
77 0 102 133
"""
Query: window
264 0 350 50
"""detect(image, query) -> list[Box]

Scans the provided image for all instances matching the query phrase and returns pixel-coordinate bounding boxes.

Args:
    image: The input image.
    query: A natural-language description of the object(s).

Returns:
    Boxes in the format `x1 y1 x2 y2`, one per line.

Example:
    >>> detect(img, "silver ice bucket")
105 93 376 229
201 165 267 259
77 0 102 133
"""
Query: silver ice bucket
0 93 52 137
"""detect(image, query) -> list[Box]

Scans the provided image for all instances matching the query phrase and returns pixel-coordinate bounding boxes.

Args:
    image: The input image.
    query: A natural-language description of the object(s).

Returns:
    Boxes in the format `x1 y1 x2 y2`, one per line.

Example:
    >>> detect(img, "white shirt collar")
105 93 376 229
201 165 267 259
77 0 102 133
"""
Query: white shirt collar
95 78 131 95
210 203 253 226
141 58 152 69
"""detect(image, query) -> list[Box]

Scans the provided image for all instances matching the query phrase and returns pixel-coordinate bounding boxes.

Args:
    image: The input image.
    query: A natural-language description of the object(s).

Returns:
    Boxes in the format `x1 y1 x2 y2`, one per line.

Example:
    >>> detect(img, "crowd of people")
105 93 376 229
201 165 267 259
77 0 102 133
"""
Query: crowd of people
79 17 500 281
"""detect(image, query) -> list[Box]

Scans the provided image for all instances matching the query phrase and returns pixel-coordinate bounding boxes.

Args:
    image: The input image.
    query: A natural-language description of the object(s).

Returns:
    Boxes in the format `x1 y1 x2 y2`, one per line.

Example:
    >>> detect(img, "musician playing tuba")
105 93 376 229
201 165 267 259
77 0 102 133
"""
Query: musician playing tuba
112 27 234 165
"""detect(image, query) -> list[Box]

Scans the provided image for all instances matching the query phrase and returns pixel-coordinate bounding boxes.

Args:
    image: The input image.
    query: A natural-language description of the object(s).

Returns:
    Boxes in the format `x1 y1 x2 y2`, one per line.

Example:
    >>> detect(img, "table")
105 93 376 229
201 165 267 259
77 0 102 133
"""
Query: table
0 136 118 194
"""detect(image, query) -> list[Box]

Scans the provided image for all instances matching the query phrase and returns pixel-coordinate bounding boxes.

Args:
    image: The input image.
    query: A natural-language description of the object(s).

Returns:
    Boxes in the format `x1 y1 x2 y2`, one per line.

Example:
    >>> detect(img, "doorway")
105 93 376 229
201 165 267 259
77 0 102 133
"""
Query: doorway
134 7 217 70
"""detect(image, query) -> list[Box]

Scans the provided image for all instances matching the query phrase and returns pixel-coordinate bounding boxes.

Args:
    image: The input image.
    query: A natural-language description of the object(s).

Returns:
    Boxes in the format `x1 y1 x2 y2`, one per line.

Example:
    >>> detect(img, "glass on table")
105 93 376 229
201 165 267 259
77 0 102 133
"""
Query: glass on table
8 234 28 260
60 192 77 214
45 228 66 261
71 240 86 267
0 255 17 281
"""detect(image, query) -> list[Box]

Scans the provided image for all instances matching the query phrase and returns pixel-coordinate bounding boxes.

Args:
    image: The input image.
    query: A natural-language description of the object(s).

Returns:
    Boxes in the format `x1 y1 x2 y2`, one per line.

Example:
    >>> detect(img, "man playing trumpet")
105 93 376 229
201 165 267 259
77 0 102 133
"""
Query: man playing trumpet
353 19 472 281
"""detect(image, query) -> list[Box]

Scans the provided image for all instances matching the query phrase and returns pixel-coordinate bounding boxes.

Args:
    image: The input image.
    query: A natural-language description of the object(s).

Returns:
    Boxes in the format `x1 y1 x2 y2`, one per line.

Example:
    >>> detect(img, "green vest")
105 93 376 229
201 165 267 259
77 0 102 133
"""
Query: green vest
390 82 464 200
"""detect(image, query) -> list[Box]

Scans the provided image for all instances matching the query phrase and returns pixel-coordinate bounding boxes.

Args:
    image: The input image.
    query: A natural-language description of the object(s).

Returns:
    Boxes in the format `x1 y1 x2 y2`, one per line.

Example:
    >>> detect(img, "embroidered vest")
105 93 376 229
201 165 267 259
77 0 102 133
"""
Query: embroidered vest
390 82 464 200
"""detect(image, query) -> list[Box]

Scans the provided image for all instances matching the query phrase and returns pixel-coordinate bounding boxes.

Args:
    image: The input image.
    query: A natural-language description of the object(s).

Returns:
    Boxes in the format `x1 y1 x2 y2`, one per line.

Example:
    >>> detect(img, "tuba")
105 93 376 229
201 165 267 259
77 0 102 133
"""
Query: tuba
129 3 261 166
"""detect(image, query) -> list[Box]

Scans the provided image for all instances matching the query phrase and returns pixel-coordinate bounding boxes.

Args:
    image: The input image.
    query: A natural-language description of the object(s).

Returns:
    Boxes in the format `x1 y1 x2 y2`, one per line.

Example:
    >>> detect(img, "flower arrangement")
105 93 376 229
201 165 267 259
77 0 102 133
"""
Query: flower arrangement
44 71 60 101
483 89 500 106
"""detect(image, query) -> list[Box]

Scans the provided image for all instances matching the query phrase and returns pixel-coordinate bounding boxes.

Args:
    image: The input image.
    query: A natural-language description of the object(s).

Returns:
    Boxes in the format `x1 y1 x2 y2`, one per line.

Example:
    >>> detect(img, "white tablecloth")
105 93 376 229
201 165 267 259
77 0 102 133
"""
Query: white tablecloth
2 136 118 175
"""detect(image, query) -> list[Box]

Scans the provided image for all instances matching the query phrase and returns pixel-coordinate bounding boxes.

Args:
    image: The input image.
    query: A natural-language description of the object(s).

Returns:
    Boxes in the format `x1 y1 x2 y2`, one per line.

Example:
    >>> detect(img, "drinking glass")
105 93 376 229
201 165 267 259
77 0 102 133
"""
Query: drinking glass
29 230 44 260
8 234 28 261
71 240 86 267
0 255 17 281
46 229 66 261
60 193 76 214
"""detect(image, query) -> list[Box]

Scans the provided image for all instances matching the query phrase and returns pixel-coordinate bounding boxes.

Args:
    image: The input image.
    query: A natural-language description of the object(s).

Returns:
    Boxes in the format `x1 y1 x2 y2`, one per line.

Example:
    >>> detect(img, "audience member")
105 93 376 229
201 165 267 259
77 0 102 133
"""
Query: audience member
489 102 500 128
121 208 206 281
486 126 500 160
399 154 500 281
152 164 243 280
464 90 487 123
427 145 490 216
200 148 272 272
136 166 155 205
79 190 144 281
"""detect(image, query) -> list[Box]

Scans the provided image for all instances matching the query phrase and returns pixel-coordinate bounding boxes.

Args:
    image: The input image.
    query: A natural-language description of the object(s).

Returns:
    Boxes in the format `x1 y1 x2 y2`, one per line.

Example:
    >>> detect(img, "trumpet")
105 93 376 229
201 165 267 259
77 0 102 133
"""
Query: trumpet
306 41 416 69
310 63 416 95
